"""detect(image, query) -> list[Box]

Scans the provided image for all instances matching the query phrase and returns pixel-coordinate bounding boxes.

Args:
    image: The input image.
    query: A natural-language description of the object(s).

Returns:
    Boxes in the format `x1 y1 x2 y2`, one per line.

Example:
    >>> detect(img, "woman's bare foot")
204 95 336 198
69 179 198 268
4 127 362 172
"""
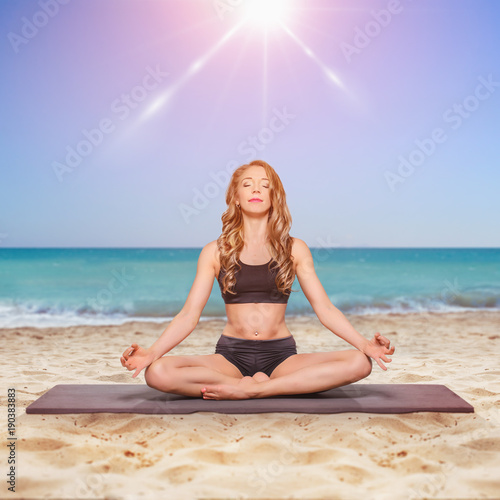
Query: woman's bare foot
252 371 270 383
201 375 261 400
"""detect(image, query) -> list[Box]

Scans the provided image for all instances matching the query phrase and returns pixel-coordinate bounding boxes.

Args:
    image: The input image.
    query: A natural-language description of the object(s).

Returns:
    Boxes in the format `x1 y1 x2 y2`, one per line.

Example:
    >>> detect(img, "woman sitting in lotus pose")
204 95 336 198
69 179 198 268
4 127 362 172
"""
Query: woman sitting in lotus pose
120 160 395 400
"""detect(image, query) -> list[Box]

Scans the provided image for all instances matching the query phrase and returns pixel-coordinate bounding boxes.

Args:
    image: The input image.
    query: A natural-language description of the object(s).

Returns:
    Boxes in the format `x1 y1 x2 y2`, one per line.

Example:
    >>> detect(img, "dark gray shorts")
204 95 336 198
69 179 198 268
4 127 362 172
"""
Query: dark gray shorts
215 334 297 377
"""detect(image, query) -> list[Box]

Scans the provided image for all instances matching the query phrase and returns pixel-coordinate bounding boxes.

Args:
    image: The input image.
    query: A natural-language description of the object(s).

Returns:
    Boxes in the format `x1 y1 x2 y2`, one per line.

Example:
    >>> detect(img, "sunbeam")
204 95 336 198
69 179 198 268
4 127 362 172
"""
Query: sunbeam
262 28 269 127
140 21 244 122
125 1 355 144
279 21 345 91
200 28 254 140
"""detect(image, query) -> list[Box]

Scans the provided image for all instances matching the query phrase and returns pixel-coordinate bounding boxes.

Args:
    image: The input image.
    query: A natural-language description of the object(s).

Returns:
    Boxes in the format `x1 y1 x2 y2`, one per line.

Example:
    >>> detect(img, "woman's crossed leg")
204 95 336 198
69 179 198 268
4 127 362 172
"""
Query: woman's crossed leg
145 349 372 400
201 349 372 400
144 353 269 398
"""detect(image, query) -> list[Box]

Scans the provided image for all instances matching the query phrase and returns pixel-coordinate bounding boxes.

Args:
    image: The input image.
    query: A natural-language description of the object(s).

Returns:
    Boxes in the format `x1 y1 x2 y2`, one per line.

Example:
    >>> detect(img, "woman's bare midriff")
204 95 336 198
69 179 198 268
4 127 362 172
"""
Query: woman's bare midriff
221 302 291 340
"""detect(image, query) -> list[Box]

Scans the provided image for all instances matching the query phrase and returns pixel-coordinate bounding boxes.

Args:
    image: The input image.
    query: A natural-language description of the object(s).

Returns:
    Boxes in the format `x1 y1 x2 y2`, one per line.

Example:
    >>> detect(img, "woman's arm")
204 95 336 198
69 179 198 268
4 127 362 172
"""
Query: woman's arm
121 241 218 376
147 311 199 362
293 238 394 369
147 241 218 361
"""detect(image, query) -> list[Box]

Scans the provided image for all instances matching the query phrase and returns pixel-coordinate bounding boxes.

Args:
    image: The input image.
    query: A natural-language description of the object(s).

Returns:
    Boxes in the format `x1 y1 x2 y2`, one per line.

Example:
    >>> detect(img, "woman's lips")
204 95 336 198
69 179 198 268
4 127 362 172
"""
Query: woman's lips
249 199 263 202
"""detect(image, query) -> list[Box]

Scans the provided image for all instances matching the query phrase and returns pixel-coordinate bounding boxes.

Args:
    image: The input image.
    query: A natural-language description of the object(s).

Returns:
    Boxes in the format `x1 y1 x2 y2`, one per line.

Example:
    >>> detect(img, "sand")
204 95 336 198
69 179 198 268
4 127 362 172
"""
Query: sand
1 311 500 499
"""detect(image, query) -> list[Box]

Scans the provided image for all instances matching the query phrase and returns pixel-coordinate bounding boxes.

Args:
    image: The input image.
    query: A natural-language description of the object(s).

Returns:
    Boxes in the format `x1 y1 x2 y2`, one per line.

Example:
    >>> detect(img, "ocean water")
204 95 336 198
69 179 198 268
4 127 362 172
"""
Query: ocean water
0 248 499 328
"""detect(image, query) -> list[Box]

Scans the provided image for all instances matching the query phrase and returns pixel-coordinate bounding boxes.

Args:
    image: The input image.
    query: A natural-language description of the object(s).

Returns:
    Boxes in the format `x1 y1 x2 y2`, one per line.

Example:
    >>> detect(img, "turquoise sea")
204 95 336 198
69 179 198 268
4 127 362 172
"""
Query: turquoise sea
0 248 499 327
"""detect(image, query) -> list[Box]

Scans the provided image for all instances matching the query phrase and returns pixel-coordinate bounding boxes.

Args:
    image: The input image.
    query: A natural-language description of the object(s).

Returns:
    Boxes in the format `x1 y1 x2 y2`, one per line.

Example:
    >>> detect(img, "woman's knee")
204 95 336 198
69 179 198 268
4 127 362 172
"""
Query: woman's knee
350 350 372 381
144 362 158 387
144 359 173 390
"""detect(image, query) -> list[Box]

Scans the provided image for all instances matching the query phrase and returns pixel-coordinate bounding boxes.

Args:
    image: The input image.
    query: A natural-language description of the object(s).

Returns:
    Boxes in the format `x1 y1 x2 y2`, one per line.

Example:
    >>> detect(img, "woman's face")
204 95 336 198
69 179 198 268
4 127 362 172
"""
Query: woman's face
235 166 272 214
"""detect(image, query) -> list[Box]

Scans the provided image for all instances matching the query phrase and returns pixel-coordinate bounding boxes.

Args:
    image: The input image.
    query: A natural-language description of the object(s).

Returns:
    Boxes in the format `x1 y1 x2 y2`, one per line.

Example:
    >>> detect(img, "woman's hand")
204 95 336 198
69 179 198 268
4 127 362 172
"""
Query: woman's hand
120 343 156 378
363 332 395 371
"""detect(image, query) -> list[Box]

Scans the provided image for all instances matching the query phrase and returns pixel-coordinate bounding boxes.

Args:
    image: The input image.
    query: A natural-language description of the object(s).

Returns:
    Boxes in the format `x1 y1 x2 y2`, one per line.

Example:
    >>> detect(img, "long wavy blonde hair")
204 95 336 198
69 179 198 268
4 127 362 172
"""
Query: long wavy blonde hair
217 160 296 298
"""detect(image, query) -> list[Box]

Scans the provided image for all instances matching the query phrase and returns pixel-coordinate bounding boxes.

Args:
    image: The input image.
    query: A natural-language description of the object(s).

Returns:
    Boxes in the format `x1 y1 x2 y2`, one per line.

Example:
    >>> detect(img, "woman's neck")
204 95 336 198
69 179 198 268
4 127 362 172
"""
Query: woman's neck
242 218 269 245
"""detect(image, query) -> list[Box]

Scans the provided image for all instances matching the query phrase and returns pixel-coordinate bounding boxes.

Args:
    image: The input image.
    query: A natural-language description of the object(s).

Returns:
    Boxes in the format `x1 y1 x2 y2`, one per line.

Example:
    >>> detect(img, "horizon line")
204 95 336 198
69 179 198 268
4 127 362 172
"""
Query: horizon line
1 246 499 250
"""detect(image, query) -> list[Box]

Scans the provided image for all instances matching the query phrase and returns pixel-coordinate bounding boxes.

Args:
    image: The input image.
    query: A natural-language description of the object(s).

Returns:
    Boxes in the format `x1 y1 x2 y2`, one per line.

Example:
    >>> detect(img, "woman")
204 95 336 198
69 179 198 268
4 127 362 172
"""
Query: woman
120 160 395 400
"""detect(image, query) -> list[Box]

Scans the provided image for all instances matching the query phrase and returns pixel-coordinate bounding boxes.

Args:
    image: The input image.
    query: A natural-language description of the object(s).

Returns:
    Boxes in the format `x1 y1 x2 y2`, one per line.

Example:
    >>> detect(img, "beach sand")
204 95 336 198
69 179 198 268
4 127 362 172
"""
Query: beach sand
2 311 500 499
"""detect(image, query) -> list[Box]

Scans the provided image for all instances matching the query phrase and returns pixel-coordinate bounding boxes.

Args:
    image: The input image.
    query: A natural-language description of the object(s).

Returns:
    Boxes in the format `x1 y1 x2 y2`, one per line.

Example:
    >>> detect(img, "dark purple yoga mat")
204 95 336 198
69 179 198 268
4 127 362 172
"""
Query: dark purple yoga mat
25 384 473 414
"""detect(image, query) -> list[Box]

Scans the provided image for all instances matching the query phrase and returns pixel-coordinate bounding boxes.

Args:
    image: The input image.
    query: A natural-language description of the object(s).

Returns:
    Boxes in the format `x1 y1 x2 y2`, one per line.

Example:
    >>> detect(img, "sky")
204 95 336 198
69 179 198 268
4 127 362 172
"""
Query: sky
1 0 499 248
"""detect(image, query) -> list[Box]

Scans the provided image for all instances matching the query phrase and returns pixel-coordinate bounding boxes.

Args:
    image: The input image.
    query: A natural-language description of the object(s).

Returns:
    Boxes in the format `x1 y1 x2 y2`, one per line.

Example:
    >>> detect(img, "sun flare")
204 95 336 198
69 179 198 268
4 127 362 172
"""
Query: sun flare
131 1 348 132
243 0 290 28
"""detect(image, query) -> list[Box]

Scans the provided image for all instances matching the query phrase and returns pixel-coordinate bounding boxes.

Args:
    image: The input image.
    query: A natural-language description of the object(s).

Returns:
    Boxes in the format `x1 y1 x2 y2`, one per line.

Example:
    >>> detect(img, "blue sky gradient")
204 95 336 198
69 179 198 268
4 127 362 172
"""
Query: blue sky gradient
1 0 499 248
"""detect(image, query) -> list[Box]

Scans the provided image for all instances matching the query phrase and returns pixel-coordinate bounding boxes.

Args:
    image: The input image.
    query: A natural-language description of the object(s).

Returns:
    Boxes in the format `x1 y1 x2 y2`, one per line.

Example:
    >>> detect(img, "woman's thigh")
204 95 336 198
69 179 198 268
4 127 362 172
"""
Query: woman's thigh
270 349 365 379
150 353 244 378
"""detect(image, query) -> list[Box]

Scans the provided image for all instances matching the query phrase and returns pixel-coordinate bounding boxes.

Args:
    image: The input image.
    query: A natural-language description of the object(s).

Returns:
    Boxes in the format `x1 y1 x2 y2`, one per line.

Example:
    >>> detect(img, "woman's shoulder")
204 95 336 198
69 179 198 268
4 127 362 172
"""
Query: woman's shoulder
202 240 220 259
203 239 219 251
291 236 309 253
198 240 220 273
290 237 313 265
